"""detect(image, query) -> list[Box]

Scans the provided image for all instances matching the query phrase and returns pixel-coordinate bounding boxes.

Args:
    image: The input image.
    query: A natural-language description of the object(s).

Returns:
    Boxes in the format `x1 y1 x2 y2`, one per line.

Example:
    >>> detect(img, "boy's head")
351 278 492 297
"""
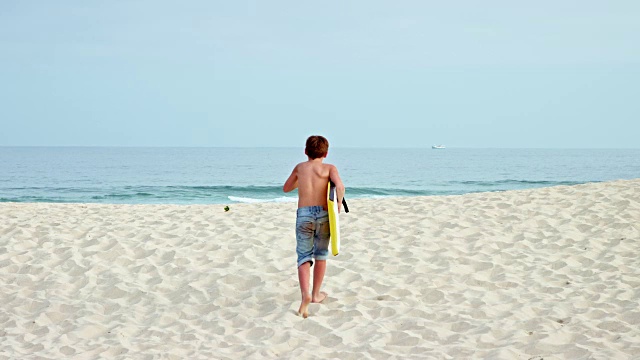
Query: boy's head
305 135 329 159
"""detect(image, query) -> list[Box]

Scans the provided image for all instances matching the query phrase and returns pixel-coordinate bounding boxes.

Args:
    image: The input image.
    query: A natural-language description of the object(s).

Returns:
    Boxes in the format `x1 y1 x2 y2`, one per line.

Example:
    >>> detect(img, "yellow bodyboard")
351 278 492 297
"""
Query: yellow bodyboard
327 182 340 256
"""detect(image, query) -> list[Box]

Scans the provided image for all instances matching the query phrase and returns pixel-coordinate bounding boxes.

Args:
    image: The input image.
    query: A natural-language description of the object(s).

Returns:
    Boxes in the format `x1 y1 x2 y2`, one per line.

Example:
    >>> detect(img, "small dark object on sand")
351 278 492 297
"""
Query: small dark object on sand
224 206 230 212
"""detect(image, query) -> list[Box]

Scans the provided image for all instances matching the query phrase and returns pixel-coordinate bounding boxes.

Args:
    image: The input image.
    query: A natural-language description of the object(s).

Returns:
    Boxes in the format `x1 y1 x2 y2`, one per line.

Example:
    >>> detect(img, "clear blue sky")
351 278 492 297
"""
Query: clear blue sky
1 1 639 148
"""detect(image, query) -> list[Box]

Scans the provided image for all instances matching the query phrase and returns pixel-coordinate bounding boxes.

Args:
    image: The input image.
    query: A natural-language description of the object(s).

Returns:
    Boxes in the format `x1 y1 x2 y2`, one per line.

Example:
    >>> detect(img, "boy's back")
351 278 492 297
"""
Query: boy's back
294 161 334 209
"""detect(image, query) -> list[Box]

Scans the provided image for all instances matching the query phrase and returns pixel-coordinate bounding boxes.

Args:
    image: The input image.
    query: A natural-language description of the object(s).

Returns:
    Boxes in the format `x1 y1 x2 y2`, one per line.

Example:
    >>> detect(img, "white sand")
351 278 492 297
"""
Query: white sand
1 179 639 359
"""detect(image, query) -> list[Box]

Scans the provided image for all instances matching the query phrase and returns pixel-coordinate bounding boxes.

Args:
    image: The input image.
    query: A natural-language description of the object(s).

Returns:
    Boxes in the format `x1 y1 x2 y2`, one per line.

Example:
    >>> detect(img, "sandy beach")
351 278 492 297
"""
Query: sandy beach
1 179 639 359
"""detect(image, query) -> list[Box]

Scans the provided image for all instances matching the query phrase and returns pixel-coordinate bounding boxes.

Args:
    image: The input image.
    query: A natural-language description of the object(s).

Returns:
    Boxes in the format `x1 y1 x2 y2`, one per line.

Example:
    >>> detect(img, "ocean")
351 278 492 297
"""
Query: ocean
1 147 639 204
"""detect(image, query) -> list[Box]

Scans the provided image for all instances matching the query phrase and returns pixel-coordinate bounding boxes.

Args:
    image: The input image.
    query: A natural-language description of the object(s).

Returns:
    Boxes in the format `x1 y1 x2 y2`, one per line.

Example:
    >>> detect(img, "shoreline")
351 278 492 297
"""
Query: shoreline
1 178 639 358
1 178 635 207
4 179 637 206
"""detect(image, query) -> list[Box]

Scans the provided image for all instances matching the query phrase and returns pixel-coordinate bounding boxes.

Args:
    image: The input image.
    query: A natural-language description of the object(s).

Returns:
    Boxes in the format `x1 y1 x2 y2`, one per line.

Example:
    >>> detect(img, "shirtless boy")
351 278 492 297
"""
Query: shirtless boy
283 135 345 318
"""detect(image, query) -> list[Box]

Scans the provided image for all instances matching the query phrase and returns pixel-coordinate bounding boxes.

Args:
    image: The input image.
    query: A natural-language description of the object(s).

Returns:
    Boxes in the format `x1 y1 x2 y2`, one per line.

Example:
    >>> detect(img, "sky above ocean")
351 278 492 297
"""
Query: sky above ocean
1 1 639 148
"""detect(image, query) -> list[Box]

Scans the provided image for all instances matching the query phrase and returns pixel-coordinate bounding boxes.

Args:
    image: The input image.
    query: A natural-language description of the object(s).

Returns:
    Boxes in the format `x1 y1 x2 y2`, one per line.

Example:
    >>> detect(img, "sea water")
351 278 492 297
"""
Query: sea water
1 147 639 204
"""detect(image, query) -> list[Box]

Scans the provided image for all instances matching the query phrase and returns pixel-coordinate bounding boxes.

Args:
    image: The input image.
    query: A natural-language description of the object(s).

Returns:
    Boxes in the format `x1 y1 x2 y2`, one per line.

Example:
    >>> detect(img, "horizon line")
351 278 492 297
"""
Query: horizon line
1 145 639 150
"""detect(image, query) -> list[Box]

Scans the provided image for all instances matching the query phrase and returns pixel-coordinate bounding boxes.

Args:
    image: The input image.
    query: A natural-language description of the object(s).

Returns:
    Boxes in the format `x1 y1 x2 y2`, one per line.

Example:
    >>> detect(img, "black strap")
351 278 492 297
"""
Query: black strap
342 198 349 213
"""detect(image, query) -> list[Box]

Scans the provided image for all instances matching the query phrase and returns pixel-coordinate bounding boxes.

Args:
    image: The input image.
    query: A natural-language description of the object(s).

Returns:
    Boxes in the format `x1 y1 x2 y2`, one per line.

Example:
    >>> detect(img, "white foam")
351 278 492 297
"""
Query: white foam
228 196 297 204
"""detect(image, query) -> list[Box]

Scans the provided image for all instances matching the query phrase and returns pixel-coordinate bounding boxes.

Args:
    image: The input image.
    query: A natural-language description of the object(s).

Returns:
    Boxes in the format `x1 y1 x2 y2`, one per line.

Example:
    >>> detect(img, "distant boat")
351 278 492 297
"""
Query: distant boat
432 145 446 149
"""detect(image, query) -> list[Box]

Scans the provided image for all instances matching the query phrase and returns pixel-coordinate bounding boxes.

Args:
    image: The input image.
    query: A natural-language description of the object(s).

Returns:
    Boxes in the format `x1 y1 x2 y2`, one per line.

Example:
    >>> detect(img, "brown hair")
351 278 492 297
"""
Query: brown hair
305 135 329 159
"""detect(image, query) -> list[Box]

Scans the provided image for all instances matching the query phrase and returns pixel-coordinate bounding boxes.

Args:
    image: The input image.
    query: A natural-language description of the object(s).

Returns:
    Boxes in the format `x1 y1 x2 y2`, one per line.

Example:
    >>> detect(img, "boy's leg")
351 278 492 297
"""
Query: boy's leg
311 215 331 303
295 209 316 318
312 260 327 303
297 262 312 318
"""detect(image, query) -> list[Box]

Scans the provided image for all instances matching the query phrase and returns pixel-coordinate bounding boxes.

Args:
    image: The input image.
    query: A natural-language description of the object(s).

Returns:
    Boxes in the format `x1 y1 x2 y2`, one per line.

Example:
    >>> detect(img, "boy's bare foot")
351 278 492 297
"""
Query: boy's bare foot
298 293 311 318
312 291 327 303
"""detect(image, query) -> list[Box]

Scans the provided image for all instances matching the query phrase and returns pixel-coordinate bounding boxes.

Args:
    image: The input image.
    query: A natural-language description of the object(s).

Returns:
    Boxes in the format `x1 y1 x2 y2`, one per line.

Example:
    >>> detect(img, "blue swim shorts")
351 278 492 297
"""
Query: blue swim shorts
295 206 330 268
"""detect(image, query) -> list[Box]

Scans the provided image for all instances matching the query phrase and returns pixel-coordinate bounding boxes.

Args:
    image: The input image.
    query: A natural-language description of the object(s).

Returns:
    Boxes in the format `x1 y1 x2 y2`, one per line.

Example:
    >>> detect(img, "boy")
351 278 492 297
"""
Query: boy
283 135 345 318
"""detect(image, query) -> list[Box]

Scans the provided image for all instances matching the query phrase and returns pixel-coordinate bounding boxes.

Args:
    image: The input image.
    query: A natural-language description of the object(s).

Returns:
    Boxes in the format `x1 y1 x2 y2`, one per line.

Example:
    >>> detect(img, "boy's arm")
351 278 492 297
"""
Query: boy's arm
329 165 345 212
283 165 298 193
